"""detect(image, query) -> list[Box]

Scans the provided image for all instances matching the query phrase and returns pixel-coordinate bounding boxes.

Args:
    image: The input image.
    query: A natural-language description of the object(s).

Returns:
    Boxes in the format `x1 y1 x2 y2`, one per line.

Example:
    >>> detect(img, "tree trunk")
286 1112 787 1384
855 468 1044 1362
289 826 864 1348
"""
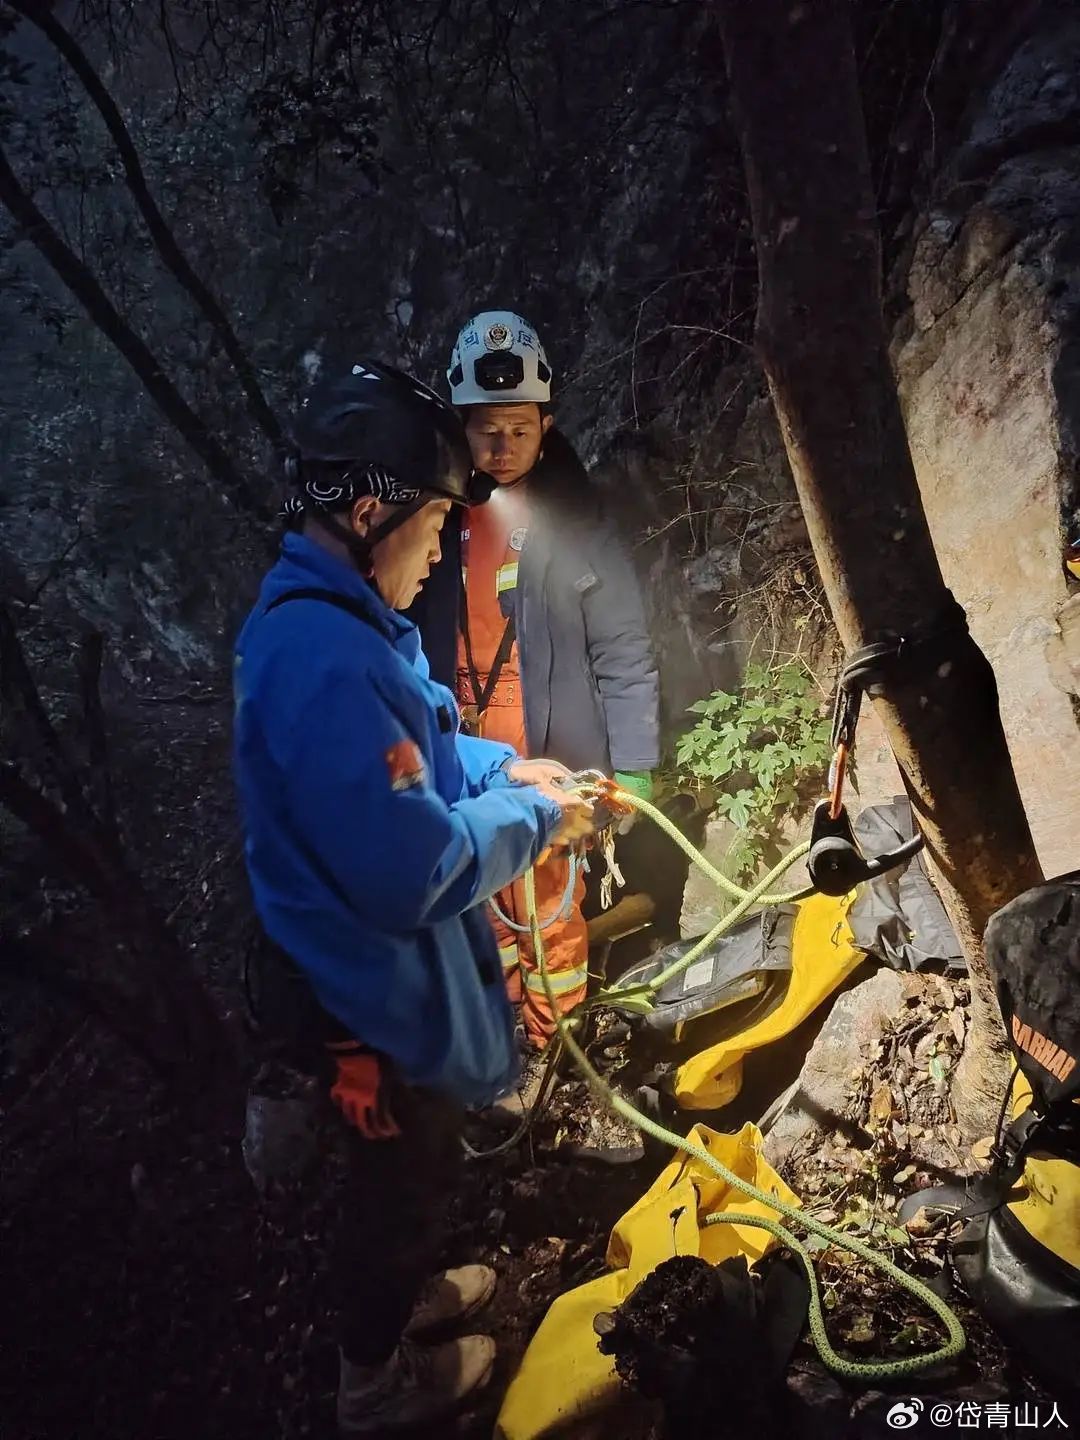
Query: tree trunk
10 0 282 447
714 0 1043 1135
0 140 266 518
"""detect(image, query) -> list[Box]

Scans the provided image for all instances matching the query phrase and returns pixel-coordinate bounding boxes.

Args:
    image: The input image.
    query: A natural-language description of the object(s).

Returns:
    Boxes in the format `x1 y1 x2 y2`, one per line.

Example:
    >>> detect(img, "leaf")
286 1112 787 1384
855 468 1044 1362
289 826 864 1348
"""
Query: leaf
843 1314 877 1345
928 1056 948 1085
886 1226 911 1247
753 759 778 790
893 1165 916 1186
869 1081 895 1125
904 1207 936 1237
703 692 735 716
744 662 769 691
729 789 755 828
837 1205 871 1233
892 1323 924 1347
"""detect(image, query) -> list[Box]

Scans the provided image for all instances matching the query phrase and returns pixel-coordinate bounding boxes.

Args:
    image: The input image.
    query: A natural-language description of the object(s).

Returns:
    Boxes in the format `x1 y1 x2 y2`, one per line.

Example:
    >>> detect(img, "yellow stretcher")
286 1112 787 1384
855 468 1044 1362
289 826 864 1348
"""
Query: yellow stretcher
673 890 866 1109
494 1123 798 1440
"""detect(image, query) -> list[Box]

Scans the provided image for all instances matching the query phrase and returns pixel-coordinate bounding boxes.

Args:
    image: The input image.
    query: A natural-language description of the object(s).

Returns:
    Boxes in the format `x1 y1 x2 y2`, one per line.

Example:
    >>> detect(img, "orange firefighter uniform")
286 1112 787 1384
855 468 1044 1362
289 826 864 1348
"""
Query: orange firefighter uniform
457 500 589 1045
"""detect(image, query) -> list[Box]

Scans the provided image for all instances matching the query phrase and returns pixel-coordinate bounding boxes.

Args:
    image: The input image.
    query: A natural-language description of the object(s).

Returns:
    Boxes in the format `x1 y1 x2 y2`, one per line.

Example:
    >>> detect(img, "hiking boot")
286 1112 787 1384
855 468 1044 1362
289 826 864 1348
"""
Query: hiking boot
337 1335 496 1434
405 1264 496 1338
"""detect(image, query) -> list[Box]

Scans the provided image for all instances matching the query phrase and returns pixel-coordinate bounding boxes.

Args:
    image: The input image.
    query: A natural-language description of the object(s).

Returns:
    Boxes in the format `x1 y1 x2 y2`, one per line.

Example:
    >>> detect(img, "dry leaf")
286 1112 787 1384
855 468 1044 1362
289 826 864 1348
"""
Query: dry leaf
926 973 957 1010
914 1032 937 1063
949 1010 967 1046
870 1082 895 1125
904 1206 936 1237
970 1136 995 1163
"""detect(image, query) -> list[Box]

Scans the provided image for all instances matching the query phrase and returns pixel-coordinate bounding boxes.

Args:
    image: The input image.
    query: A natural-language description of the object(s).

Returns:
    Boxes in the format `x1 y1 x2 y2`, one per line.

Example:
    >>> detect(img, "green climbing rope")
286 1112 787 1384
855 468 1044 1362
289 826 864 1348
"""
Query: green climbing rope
594 830 813 1013
524 789 967 1382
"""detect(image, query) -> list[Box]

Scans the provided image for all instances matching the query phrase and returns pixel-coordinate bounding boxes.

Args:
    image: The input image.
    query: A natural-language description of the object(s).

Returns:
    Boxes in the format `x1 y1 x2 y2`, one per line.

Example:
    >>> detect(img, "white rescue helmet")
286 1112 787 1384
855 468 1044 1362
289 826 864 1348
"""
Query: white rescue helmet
446 310 552 406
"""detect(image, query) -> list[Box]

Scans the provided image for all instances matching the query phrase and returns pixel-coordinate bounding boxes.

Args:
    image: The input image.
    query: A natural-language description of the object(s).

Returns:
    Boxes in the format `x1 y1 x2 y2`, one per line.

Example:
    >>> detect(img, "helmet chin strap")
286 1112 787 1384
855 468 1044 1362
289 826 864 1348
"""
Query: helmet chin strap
315 494 434 577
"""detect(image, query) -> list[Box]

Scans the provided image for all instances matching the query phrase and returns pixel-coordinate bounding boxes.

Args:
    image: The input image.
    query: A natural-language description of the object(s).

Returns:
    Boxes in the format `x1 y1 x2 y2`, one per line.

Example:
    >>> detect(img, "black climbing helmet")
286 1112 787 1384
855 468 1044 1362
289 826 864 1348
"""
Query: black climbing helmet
282 360 476 545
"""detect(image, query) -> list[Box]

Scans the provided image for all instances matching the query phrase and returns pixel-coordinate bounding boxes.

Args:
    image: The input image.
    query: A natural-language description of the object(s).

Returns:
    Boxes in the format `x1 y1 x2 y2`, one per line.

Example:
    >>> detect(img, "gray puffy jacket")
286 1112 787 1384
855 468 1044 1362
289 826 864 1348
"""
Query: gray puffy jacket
410 433 659 774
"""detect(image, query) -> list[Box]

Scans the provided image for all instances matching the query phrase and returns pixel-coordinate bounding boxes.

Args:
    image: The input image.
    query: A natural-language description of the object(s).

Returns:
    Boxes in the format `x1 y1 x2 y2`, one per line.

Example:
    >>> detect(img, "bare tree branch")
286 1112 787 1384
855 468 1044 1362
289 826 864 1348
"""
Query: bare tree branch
0 601 95 829
9 0 283 447
0 138 266 516
0 759 126 902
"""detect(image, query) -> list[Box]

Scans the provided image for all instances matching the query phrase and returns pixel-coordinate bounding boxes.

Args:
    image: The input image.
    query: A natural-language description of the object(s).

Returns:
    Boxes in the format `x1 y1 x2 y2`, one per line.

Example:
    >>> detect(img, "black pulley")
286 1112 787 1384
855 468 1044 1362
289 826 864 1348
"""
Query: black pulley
807 799 925 896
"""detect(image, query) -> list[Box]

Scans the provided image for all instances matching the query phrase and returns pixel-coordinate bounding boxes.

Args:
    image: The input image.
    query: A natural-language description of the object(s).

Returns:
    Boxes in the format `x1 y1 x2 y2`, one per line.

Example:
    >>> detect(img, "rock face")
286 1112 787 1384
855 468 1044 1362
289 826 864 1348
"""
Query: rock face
885 6 1080 877
798 6 1080 879
679 814 742 940
763 969 906 1169
679 811 813 941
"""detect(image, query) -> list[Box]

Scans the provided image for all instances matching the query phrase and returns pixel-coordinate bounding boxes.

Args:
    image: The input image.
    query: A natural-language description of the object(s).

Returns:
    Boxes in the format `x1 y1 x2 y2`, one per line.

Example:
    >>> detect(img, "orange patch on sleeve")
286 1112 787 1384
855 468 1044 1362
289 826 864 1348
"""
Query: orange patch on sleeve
385 739 426 792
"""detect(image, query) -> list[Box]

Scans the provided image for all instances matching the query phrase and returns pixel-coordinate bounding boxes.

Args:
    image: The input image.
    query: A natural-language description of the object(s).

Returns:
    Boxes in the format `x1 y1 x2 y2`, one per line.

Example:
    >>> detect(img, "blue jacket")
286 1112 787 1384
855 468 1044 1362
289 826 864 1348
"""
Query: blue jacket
409 432 660 773
233 532 564 1106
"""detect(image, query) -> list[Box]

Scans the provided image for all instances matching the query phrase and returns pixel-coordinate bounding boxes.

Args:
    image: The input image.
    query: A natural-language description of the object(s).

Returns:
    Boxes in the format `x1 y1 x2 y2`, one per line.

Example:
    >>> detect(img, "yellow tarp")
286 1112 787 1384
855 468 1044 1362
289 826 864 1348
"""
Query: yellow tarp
674 890 866 1109
1008 1072 1080 1270
494 1123 798 1440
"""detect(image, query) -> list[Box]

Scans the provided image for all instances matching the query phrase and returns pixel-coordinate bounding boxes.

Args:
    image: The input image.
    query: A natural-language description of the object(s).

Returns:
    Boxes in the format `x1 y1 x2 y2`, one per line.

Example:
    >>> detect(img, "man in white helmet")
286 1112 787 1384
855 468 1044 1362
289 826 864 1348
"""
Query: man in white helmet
411 310 660 1047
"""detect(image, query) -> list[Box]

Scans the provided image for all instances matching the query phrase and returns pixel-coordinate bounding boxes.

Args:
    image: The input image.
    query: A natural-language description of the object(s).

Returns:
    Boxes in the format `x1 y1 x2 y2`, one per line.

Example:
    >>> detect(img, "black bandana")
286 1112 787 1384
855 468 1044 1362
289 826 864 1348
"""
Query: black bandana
281 461 421 520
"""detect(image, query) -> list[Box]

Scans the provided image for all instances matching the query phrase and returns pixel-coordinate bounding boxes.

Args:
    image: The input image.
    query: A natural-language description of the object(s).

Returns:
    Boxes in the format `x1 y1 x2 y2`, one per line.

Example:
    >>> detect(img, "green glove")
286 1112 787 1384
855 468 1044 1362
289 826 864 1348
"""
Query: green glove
613 770 653 801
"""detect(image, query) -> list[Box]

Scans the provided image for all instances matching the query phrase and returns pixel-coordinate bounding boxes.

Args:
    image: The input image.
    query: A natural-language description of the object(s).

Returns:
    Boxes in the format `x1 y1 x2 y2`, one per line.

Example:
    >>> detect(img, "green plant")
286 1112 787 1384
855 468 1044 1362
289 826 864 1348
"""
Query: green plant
675 661 834 881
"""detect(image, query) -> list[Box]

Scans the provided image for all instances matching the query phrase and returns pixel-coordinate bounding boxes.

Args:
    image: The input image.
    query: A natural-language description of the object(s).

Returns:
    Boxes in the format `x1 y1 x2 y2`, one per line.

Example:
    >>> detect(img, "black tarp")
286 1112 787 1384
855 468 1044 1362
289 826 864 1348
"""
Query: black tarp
847 796 965 972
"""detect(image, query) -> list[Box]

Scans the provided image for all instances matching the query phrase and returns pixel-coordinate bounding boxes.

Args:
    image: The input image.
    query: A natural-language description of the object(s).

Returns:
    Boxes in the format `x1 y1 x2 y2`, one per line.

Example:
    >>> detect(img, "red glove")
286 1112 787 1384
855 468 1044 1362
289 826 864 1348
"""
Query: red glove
326 1045 401 1140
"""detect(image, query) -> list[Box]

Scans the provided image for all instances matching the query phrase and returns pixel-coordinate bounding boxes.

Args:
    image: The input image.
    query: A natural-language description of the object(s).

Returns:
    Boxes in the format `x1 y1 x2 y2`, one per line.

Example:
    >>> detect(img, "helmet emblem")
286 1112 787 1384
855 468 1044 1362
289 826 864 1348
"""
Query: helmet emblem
484 323 513 351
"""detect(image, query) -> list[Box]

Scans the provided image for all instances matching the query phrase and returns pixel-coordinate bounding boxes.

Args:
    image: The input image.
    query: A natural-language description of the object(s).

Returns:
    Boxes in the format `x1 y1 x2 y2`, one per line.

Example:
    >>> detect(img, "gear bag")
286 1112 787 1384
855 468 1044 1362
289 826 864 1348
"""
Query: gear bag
951 873 1080 1392
619 905 798 1044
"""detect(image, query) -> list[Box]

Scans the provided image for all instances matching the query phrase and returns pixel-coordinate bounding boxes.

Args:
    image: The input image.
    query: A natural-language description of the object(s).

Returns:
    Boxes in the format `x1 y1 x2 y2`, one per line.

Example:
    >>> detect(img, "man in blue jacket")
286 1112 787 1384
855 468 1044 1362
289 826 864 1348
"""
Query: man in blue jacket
233 361 593 1434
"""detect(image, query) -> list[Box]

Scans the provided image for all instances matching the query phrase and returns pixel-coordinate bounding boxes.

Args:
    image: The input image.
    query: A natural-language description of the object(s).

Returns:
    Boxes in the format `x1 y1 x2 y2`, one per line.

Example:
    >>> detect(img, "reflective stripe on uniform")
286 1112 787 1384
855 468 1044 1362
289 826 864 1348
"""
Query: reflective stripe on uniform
496 561 518 595
499 943 519 973
523 962 589 997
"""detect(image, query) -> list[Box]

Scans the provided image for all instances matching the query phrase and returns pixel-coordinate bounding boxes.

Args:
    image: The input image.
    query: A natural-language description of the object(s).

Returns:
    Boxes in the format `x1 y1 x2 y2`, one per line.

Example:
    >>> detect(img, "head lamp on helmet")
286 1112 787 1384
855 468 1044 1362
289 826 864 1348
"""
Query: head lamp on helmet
447 311 552 406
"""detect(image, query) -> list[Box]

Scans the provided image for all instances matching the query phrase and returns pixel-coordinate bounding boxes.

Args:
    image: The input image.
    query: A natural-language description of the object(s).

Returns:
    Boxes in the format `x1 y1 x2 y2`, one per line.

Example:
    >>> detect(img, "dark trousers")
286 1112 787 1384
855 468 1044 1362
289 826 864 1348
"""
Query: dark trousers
326 1078 464 1366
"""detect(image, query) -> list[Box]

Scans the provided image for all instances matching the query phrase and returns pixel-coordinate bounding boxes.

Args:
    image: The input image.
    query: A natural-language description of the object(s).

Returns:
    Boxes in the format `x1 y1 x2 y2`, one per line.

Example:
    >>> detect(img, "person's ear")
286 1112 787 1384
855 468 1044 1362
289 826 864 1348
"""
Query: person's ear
541 414 554 436
349 496 379 537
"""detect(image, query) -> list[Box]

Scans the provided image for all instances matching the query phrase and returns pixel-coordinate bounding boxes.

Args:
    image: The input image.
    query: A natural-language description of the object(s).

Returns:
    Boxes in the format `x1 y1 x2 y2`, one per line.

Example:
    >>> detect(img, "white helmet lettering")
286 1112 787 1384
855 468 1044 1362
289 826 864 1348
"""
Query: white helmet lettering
447 309 552 405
